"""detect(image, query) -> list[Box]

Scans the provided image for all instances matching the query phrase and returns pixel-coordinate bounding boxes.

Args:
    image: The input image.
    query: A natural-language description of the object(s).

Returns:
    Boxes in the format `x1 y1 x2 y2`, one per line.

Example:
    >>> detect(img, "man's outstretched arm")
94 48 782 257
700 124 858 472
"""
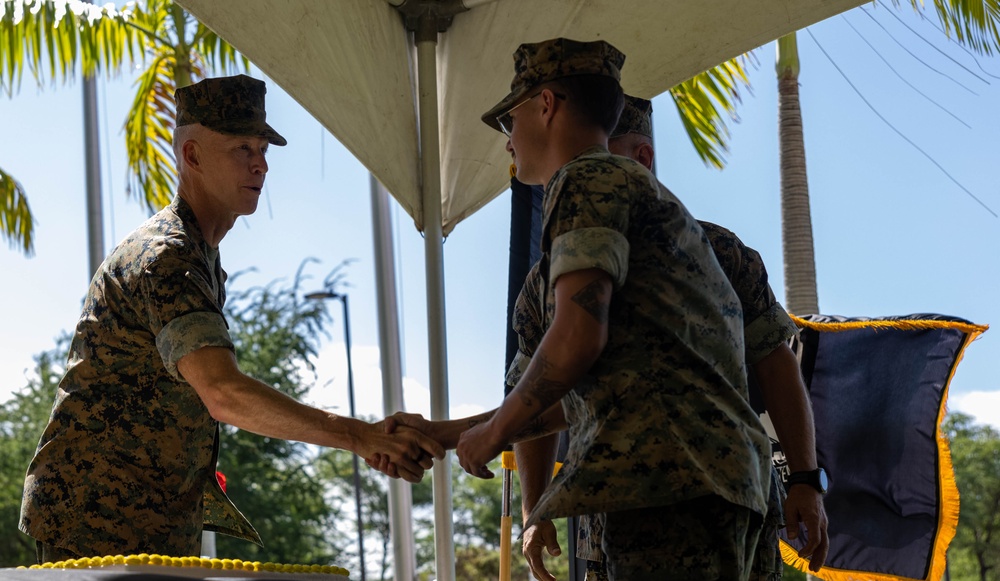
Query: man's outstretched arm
179 346 444 483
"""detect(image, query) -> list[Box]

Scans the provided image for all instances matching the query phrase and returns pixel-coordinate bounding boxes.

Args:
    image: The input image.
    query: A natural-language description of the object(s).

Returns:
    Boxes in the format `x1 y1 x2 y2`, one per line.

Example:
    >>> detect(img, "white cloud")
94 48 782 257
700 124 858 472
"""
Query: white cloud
301 342 486 422
949 390 1000 430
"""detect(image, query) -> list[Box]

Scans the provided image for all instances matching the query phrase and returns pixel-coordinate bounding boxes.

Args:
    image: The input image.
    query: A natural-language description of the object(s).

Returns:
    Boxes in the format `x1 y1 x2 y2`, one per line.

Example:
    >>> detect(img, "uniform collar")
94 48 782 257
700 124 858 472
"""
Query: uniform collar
170 195 212 253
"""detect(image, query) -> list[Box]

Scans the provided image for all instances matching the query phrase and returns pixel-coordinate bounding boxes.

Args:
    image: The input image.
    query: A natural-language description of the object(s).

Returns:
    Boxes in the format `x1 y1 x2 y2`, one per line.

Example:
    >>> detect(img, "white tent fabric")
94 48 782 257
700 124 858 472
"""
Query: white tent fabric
177 0 867 235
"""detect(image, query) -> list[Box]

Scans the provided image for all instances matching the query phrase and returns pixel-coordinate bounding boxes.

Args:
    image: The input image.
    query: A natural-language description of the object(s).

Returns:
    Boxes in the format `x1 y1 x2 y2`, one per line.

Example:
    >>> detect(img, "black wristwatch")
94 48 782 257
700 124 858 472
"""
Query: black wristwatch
785 468 829 494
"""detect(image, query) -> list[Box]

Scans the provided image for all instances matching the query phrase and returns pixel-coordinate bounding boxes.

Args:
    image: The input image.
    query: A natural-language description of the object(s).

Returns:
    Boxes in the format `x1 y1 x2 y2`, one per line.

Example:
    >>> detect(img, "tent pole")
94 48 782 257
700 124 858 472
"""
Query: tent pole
370 174 417 580
416 14 457 581
82 38 104 279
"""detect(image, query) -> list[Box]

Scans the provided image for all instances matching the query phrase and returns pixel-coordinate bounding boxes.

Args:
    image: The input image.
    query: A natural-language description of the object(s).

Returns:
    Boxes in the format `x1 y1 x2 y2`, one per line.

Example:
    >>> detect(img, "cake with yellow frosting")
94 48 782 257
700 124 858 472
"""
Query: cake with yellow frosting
18 553 350 579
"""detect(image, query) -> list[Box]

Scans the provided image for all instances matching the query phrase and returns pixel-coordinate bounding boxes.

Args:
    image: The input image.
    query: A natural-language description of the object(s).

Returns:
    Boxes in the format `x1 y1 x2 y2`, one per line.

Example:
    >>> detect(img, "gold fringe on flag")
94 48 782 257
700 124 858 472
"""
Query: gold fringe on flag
779 318 985 581
789 314 988 336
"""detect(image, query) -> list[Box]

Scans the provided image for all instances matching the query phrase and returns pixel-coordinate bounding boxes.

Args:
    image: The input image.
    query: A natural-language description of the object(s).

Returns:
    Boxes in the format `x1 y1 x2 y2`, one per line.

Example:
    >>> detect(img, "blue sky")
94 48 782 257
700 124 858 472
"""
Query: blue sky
1 5 998 430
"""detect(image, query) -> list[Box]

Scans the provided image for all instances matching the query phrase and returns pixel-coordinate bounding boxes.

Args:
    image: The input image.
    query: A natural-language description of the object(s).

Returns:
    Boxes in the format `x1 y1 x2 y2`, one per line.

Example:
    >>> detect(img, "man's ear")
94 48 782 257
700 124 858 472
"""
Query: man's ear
181 139 201 172
636 142 655 172
540 88 562 125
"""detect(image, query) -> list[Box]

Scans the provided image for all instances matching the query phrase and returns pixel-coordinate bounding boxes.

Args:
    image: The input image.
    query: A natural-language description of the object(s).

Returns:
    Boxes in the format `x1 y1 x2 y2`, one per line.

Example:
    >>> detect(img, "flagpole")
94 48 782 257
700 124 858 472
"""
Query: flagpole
82 0 104 280
370 174 417 581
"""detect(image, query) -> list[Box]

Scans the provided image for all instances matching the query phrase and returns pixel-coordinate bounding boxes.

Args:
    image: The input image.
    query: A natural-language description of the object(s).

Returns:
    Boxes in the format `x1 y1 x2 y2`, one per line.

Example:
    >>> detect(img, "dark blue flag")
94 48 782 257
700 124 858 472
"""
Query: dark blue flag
780 314 987 581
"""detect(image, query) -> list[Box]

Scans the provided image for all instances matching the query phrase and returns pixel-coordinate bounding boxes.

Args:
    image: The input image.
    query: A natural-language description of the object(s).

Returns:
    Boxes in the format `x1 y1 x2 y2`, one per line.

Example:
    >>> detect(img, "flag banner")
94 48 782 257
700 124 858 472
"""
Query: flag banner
780 314 988 581
504 176 545 391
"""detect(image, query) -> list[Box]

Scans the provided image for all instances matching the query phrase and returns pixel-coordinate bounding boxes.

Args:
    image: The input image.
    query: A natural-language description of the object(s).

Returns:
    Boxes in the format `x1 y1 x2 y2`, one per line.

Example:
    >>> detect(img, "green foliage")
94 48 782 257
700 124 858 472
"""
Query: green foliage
214 266 342 565
0 337 68 567
0 0 249 254
0 165 32 254
316 439 394 579
669 55 756 170
896 0 1000 56
0 0 141 93
411 457 570 581
944 412 1000 581
783 562 808 580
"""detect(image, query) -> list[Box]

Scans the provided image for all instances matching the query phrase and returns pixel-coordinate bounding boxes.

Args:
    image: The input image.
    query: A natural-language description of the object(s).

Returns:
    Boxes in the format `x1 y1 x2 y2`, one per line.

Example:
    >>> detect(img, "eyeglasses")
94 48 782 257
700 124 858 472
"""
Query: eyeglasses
496 91 566 136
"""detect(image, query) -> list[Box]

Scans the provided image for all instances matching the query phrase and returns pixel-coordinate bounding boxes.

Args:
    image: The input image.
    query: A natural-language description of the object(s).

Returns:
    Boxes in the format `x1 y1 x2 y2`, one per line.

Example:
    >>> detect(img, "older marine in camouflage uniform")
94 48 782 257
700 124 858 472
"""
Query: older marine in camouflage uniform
20 194 259 559
462 38 772 580
21 75 442 562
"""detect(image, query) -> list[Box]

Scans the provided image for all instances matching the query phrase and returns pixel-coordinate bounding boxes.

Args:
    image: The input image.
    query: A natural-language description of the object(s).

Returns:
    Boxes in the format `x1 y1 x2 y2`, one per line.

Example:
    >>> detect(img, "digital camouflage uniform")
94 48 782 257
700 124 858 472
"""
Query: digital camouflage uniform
21 75 284 560
19 197 260 558
489 39 770 578
509 95 798 581
511 145 772 577
704 222 798 581
507 221 797 581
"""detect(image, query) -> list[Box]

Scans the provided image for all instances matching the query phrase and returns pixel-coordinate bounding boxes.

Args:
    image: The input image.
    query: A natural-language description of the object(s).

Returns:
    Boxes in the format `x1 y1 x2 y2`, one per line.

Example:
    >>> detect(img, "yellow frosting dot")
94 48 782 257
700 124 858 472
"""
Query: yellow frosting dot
38 554 352 577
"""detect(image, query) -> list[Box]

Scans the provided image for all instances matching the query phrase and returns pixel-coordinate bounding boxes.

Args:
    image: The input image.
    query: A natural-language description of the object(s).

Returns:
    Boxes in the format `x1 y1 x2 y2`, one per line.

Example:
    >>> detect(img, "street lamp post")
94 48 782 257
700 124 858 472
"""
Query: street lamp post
305 290 366 581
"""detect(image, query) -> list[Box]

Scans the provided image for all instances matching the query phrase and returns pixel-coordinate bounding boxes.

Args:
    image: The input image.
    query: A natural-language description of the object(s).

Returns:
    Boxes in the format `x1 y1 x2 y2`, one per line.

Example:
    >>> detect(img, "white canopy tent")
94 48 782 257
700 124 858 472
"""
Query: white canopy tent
175 1 869 579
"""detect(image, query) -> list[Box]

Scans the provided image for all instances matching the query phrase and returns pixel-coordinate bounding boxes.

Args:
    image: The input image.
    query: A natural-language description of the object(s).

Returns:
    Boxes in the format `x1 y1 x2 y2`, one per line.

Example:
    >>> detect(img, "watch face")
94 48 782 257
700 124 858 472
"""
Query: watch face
818 468 829 492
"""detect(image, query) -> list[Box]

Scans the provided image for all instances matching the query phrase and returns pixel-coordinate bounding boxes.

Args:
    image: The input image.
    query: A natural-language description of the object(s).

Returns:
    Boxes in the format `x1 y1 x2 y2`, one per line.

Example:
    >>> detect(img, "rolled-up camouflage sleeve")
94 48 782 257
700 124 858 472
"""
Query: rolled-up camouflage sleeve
545 160 631 289
158 312 234 380
139 256 235 380
745 302 797 364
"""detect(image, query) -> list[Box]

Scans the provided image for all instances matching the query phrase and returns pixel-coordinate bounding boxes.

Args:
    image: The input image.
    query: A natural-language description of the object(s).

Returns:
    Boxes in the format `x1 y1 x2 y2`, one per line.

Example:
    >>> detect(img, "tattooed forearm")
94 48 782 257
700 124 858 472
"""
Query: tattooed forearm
518 353 571 411
467 409 497 430
571 278 610 323
511 414 551 443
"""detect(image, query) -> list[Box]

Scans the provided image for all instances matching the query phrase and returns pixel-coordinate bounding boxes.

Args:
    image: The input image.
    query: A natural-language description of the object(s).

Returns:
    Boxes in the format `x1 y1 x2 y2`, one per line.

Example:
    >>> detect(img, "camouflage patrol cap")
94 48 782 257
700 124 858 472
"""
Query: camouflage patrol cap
482 38 626 132
611 94 653 138
175 75 287 146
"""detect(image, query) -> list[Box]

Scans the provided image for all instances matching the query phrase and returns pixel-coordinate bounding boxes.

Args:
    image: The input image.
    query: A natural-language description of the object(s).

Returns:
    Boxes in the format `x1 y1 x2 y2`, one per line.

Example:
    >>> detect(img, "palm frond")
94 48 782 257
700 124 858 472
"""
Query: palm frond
0 0 142 95
0 165 34 255
896 0 1000 55
191 23 249 75
668 54 756 169
125 54 177 212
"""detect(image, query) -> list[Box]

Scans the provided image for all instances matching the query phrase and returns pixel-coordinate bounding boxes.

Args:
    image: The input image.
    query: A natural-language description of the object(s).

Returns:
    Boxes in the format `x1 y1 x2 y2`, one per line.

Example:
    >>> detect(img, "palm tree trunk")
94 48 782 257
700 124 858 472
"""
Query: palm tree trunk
170 3 193 88
777 33 819 316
